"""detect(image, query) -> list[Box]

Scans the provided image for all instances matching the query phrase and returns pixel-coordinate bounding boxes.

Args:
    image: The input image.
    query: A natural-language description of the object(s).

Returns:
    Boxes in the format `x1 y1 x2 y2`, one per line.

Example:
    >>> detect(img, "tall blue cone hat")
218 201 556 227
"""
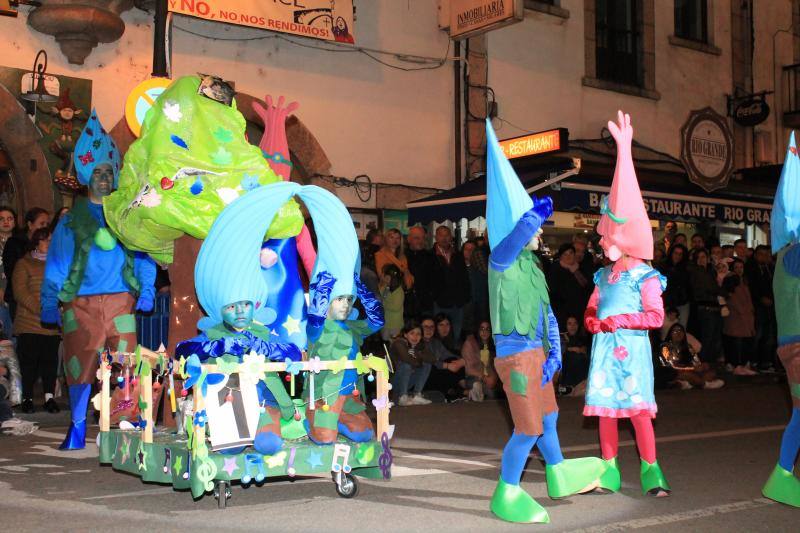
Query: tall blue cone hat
74 109 121 187
772 131 800 253
298 185 360 299
485 119 533 249
195 181 302 328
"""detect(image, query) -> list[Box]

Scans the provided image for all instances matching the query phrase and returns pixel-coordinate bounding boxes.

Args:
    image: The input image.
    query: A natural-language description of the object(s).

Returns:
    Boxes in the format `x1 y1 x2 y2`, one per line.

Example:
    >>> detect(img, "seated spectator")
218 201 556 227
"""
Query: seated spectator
435 313 459 352
658 323 724 389
660 308 680 342
422 316 467 402
389 320 436 406
559 316 590 391
460 320 499 402
380 264 405 341
722 259 757 375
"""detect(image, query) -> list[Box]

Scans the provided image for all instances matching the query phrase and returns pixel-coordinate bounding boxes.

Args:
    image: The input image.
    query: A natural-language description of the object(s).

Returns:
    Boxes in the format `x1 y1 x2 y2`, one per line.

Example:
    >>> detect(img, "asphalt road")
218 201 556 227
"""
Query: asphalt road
1 376 797 532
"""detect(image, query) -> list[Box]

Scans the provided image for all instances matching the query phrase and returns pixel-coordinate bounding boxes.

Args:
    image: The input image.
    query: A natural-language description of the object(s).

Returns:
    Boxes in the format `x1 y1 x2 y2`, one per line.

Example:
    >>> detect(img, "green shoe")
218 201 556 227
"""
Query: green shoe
640 459 670 496
546 457 607 498
598 457 621 493
762 464 800 507
490 478 550 523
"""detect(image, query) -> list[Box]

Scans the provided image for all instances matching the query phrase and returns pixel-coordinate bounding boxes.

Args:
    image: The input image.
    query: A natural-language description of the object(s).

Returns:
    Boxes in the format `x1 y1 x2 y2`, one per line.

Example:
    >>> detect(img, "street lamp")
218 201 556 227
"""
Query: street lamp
20 49 57 104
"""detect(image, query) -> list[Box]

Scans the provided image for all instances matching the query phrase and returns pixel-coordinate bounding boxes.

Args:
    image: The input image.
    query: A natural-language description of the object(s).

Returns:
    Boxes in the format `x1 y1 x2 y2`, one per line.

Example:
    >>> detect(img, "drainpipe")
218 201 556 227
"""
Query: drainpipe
454 40 462 186
152 0 169 77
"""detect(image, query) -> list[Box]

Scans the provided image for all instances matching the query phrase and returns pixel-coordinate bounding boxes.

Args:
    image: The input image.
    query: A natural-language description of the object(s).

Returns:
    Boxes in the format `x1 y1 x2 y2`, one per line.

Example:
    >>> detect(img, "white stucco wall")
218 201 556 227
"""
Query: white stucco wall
487 0 790 163
0 2 456 199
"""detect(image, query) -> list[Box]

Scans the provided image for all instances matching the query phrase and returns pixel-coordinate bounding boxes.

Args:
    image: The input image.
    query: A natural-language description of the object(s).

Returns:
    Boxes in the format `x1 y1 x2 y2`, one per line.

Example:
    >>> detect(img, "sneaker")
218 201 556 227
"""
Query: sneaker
704 379 725 389
44 398 61 413
734 365 758 376
469 381 485 402
759 365 777 374
397 394 414 406
676 380 692 390
411 394 431 405
20 399 34 414
725 364 734 373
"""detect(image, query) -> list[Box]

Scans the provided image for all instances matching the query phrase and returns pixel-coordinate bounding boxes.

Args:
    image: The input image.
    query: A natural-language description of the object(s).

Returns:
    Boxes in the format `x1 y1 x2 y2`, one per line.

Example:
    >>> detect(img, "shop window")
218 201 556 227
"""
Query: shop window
674 0 708 43
595 0 642 88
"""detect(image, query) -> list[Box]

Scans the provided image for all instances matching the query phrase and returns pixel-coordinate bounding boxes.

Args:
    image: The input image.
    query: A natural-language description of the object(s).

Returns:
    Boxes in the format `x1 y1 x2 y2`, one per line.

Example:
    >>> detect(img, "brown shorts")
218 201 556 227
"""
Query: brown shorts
494 348 558 436
778 342 800 409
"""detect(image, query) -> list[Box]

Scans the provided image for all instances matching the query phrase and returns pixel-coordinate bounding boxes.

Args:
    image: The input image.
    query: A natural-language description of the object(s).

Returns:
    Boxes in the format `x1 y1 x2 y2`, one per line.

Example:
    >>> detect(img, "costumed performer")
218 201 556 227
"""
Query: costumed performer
582 111 669 496
41 111 156 450
176 181 304 455
302 185 383 445
485 119 607 524
761 132 800 507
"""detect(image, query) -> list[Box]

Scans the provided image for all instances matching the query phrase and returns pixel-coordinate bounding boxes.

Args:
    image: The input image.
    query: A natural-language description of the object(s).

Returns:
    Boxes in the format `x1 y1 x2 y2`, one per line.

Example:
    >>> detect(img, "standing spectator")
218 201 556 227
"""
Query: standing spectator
379 264 405 341
422 315 466 402
653 246 666 266
460 320 499 401
710 244 724 265
359 242 381 299
688 249 724 365
733 238 748 259
690 233 706 254
722 258 757 375
375 229 414 291
405 226 437 319
432 225 470 341
13 228 61 413
722 245 735 259
547 243 592 330
0 207 15 341
559 316 589 390
50 207 70 231
659 244 691 327
3 207 50 317
469 236 490 325
747 245 777 372
674 233 688 247
364 228 384 249
661 221 678 253
572 233 597 279
389 320 436 406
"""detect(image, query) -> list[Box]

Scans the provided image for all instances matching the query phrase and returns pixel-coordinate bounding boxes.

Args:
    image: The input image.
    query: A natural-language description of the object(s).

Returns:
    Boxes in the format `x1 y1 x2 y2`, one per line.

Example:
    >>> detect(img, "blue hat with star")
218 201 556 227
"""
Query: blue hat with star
485 119 533 249
74 109 121 187
772 131 800 253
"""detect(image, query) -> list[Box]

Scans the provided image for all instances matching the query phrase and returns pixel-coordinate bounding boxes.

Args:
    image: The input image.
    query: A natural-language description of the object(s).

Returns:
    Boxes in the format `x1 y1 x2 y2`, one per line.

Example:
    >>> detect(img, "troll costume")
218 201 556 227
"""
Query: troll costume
42 111 156 450
485 120 606 524
583 111 668 496
303 186 383 445
175 182 303 455
761 132 800 507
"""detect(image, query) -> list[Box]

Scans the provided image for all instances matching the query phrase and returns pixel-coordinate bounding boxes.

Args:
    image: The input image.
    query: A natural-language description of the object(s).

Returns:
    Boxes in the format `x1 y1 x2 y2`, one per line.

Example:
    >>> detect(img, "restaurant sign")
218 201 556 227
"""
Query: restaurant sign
499 128 568 159
449 0 524 40
680 107 735 192
560 186 771 225
168 0 355 44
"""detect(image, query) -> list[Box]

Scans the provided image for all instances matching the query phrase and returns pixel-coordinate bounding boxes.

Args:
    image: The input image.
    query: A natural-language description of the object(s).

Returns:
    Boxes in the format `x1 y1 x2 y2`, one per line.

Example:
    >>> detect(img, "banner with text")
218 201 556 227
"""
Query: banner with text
560 187 771 225
169 0 355 44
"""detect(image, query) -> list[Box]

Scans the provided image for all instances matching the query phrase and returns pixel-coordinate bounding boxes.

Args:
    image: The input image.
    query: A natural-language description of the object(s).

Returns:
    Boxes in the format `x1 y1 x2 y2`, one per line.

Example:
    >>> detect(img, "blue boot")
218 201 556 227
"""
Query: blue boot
60 384 91 450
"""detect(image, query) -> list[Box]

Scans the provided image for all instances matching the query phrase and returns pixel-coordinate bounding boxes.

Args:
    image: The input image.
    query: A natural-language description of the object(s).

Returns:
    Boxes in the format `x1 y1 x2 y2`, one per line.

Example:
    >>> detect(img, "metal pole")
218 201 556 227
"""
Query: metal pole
152 0 169 77
454 40 462 186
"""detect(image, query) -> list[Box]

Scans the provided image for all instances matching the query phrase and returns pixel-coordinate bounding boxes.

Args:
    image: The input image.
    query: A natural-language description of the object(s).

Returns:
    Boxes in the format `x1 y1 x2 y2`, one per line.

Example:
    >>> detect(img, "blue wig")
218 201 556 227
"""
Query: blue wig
74 109 121 187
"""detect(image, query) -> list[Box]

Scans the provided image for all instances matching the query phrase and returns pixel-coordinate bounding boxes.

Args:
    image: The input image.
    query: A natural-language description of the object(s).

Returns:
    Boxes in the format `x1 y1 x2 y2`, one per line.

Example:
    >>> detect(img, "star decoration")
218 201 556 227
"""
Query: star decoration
264 451 287 468
173 454 183 476
283 315 301 336
222 456 239 476
137 443 148 471
163 100 183 123
306 450 323 469
120 435 131 464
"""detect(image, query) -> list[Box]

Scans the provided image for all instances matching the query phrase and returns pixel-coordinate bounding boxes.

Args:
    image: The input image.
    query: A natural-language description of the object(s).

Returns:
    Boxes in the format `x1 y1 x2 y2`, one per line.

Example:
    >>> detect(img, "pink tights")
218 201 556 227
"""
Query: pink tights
598 414 657 464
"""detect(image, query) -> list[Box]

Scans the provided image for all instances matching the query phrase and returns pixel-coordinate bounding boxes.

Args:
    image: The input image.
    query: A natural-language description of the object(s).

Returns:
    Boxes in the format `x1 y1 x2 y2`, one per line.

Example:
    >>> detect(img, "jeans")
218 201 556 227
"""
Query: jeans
434 304 464 342
696 306 722 364
392 361 432 397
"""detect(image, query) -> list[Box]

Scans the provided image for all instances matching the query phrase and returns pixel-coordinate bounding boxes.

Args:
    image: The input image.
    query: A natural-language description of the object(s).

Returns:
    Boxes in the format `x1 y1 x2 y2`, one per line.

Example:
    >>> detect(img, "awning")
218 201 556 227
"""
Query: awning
407 158 578 225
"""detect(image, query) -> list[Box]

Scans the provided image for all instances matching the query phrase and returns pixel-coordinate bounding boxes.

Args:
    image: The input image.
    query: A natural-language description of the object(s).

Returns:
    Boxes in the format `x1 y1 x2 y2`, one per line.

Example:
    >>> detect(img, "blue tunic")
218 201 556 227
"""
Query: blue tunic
584 263 666 418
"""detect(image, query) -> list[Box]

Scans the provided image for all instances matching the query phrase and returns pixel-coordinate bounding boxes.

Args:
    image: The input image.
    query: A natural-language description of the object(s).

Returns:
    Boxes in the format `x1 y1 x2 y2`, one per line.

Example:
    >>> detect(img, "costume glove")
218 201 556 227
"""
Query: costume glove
541 355 562 387
41 308 62 327
136 295 154 313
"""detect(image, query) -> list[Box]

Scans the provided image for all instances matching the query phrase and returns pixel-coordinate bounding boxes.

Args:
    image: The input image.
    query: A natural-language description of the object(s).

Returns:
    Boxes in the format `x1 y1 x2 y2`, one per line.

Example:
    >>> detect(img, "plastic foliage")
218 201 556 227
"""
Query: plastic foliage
485 118 533 249
103 76 303 264
772 131 800 253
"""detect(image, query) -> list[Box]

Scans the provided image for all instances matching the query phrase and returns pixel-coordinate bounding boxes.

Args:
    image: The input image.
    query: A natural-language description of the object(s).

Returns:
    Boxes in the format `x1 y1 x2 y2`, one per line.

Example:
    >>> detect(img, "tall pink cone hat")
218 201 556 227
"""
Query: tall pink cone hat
597 111 653 261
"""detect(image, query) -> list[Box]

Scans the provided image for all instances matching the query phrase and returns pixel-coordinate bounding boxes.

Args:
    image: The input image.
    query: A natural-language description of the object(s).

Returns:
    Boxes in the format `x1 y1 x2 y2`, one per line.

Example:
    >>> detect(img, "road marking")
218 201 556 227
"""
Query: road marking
395 453 495 468
574 497 777 532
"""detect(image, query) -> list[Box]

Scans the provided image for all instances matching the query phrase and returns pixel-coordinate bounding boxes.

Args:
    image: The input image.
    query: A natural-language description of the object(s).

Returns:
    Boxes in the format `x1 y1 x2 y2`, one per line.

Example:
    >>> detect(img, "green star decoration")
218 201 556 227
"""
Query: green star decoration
173 454 183 476
137 442 148 471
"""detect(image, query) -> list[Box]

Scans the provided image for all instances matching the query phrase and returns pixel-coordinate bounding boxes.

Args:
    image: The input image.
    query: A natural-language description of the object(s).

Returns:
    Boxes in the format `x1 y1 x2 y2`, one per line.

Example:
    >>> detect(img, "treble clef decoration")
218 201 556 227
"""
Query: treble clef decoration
195 456 218 492
378 432 392 480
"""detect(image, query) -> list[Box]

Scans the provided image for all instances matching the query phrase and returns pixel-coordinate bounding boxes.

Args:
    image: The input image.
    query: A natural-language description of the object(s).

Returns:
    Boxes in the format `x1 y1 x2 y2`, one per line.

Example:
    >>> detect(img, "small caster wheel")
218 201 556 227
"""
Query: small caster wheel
333 471 359 499
214 480 231 509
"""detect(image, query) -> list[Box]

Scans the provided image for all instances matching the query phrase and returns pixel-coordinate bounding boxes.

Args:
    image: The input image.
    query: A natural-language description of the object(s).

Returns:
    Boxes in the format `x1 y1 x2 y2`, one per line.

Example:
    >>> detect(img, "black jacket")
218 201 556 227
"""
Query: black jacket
432 247 471 308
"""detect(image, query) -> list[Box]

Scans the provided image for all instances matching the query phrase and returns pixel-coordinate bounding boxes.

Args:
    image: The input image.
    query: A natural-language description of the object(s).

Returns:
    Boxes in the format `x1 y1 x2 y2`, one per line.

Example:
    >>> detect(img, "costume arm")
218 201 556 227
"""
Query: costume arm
489 200 551 272
784 245 800 277
355 273 384 333
307 271 336 342
41 218 74 312
584 286 601 333
12 262 38 315
133 252 157 301
603 277 665 331
248 336 302 362
541 305 562 386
